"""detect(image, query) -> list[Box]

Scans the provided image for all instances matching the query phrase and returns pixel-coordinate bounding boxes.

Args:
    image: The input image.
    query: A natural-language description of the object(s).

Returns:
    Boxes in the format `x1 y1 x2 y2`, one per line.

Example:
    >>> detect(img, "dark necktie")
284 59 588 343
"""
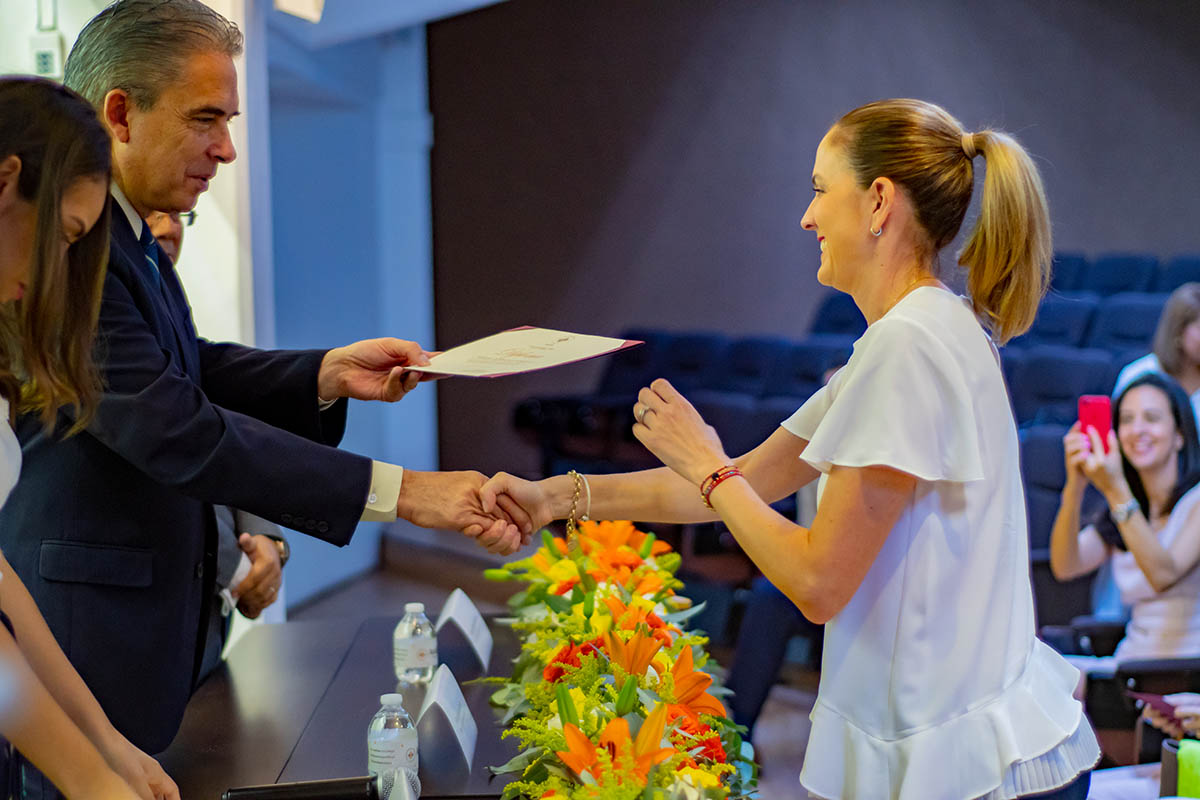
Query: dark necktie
137 223 163 288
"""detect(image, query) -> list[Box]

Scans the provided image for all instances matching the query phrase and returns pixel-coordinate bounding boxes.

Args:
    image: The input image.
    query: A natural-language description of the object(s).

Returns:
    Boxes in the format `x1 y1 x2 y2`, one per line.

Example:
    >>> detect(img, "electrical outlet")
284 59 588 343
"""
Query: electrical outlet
29 32 64 79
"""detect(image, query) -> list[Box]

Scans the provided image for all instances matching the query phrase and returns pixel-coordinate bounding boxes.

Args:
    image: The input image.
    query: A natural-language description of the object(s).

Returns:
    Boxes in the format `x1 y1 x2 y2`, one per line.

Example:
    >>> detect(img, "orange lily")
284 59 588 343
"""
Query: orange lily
556 703 675 784
667 646 726 721
631 569 664 597
579 519 673 556
604 628 663 678
603 596 676 646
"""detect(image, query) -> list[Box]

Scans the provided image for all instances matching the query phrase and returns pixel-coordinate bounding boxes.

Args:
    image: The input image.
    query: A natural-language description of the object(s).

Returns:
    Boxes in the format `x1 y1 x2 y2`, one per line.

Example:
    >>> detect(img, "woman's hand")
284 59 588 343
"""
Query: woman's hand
480 473 556 534
631 379 729 486
98 732 179 800
1062 422 1090 491
1078 426 1130 503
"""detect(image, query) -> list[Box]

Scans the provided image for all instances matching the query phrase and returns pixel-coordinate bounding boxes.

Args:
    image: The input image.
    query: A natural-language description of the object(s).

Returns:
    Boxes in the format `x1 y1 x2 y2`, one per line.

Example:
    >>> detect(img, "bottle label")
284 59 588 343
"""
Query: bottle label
394 635 438 669
368 729 419 773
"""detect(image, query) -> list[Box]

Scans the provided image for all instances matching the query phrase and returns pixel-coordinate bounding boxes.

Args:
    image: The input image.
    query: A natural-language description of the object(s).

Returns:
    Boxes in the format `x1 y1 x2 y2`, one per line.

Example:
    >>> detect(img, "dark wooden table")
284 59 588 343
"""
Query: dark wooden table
159 615 522 799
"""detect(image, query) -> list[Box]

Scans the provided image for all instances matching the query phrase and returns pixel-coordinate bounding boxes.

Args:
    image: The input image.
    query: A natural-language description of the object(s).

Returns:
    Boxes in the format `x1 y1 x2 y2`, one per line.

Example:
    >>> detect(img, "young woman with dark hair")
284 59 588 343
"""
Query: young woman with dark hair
1052 373 1200 665
0 75 177 800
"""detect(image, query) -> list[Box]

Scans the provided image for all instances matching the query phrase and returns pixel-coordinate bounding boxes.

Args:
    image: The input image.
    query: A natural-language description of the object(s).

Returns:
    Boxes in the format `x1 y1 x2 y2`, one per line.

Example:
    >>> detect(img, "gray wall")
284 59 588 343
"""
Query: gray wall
428 0 1200 477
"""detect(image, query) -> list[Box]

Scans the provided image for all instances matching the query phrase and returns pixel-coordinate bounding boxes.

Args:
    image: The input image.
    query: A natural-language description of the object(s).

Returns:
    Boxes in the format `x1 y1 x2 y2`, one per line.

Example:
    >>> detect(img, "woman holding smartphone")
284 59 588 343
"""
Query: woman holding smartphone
1051 373 1200 668
483 98 1098 799
0 77 177 800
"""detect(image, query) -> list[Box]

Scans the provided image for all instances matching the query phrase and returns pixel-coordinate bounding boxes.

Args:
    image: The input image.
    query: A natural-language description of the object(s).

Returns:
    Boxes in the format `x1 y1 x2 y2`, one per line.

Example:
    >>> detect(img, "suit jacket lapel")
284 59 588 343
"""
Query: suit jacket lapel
108 196 202 380
154 247 201 377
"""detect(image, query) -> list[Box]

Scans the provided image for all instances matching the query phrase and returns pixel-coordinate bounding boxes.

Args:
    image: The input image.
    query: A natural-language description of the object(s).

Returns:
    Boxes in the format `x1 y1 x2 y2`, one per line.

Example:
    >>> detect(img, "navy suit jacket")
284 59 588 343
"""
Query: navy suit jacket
0 197 373 752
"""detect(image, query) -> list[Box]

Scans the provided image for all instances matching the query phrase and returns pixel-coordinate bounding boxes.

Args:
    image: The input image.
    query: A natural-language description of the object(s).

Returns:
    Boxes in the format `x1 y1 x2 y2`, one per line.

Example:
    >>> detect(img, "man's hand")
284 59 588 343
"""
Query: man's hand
232 533 282 619
318 338 434 403
396 470 533 555
480 473 556 534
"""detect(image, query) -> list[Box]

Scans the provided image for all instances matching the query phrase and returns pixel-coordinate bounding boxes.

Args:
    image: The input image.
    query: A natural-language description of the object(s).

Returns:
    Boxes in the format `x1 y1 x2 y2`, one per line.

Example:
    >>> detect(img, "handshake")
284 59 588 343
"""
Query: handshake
394 470 555 557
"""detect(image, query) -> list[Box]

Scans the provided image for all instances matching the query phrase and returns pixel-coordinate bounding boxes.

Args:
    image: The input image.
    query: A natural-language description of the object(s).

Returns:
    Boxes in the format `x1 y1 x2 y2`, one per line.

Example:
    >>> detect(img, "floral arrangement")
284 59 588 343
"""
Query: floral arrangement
483 520 758 800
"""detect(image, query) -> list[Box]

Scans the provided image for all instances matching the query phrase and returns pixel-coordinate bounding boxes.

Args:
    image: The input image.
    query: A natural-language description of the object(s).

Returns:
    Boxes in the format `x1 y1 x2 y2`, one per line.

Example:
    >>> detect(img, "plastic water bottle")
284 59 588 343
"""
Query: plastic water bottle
367 693 419 779
393 602 437 684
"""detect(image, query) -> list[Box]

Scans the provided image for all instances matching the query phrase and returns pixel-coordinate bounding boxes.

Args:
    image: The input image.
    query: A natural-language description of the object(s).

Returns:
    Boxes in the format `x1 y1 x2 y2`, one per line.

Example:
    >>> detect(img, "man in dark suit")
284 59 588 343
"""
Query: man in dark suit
0 0 527 776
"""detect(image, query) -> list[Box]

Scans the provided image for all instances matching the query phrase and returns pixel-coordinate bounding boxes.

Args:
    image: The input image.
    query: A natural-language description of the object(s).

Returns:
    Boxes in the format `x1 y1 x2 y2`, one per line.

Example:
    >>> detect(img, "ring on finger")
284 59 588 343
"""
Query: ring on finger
635 405 647 424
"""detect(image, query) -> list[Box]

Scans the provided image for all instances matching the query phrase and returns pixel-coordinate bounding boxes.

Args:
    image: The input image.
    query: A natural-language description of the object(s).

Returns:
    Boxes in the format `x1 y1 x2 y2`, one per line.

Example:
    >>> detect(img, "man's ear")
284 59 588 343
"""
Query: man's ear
0 155 23 214
102 88 134 144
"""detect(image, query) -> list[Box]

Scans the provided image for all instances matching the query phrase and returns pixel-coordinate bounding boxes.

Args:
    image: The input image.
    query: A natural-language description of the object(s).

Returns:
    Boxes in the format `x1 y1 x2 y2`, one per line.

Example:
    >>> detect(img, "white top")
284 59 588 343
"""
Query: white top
1110 483 1200 661
0 398 20 587
1112 353 1200 424
0 399 18 510
782 287 1099 800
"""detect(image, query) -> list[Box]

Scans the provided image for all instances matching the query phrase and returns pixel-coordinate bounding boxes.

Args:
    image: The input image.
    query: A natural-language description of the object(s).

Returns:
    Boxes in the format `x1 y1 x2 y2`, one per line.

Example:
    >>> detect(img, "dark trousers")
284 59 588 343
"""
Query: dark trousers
726 575 822 738
1019 769 1091 799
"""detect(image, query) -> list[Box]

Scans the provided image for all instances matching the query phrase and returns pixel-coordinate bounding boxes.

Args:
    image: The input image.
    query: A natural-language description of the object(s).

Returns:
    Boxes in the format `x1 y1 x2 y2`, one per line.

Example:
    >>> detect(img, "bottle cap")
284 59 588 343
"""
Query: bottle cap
380 692 405 706
404 602 425 614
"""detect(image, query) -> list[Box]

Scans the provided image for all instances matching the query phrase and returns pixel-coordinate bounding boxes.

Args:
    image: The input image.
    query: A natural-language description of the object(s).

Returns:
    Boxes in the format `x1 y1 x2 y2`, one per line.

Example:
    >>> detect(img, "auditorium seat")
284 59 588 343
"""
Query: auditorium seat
1153 255 1200 292
1050 252 1088 293
689 337 792 449
1008 292 1099 349
1010 345 1113 426
596 328 674 396
763 336 851 402
692 336 791 398
1019 424 1095 626
657 333 730 392
1076 253 1158 295
1085 292 1167 354
809 291 867 337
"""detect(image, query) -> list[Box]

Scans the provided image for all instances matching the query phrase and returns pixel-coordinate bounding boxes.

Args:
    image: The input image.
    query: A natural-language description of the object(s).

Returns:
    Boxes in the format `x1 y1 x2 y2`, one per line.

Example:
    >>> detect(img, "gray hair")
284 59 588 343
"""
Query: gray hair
64 0 243 111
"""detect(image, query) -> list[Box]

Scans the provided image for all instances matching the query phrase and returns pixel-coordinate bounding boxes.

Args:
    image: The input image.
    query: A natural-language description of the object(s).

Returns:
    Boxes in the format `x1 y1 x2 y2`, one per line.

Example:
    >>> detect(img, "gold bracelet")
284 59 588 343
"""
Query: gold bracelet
566 469 583 543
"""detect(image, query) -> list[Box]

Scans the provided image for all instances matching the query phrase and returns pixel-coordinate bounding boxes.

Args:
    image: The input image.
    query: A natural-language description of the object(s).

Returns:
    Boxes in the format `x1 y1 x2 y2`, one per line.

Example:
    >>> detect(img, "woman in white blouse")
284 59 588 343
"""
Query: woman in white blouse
482 98 1098 799
0 77 177 800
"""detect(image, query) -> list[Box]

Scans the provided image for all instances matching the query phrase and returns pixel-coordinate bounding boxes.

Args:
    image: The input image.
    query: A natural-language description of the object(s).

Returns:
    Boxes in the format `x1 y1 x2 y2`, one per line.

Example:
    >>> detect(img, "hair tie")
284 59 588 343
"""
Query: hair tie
961 131 978 159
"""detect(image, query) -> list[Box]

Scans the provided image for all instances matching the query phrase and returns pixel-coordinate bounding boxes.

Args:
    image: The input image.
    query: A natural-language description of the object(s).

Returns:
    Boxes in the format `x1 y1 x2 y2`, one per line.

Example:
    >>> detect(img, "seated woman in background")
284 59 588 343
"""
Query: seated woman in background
1113 283 1200 421
0 77 176 800
1050 372 1200 672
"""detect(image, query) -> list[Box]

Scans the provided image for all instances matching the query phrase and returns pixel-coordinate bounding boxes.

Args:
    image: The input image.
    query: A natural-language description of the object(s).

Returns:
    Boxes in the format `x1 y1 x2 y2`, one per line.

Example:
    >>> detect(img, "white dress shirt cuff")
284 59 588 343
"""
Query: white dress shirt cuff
361 461 404 522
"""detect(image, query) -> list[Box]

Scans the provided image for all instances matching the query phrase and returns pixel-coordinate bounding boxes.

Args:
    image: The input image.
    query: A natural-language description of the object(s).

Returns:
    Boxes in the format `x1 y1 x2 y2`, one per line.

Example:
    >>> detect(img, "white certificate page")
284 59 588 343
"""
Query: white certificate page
406 327 640 378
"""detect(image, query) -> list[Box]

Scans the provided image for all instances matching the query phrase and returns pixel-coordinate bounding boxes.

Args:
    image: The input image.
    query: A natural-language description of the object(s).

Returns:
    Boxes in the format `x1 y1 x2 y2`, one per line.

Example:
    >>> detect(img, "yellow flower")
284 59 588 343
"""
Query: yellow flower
676 767 720 788
547 558 580 583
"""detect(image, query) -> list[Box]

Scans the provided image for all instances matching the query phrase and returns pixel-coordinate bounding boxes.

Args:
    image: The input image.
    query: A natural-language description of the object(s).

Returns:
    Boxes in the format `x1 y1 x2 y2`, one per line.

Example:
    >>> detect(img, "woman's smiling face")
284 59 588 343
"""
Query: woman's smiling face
800 130 876 294
1118 383 1183 476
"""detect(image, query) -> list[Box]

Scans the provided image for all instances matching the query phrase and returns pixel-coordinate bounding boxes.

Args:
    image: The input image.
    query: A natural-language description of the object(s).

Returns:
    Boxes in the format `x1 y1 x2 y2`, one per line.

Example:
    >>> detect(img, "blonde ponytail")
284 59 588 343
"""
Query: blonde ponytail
957 130 1051 344
833 100 1051 345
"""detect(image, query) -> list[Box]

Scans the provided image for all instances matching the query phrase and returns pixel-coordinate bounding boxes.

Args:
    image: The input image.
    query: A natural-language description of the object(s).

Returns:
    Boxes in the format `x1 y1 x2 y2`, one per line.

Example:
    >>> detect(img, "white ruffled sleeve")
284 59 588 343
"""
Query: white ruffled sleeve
782 317 985 483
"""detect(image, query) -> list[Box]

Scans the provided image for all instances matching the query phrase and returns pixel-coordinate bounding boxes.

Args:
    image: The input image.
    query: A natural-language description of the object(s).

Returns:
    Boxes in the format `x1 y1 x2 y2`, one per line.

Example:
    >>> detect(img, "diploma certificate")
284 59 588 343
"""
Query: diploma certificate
406 326 642 378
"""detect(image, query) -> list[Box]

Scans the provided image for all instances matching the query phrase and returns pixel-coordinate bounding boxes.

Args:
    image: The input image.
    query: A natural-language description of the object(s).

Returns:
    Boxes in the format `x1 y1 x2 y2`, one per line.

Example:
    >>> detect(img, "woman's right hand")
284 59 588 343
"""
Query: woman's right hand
480 473 555 535
1062 421 1091 490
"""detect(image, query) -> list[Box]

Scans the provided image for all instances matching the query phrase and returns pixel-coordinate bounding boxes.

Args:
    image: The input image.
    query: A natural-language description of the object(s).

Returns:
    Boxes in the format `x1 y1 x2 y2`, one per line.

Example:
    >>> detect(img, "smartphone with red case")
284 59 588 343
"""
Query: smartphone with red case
1078 395 1112 453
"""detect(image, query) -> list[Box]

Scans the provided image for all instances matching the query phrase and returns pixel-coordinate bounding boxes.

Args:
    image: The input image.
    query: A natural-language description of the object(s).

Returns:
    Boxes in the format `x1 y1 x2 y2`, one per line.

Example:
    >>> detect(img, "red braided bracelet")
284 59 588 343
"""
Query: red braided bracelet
700 466 743 509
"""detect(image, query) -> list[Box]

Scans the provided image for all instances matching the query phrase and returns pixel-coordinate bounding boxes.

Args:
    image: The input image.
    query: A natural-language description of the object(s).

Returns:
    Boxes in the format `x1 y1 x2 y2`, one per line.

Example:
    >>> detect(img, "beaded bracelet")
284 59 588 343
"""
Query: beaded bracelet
700 465 743 509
